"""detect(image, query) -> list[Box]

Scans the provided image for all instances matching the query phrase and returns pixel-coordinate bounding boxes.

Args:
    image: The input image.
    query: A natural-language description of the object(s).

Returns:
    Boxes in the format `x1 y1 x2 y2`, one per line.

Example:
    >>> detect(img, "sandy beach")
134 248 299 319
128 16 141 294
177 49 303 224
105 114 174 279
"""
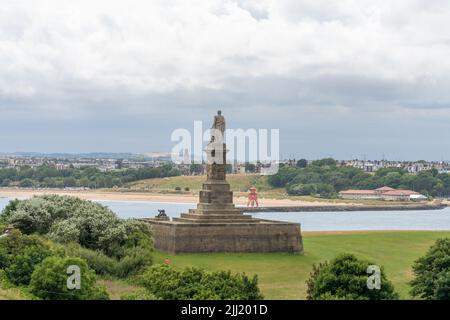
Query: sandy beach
0 188 356 207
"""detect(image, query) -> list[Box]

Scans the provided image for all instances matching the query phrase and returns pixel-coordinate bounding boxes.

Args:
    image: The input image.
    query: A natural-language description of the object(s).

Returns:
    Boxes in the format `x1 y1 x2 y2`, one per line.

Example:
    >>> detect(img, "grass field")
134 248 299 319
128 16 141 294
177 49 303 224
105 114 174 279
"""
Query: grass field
126 173 266 192
0 287 29 300
152 231 450 300
2 231 448 300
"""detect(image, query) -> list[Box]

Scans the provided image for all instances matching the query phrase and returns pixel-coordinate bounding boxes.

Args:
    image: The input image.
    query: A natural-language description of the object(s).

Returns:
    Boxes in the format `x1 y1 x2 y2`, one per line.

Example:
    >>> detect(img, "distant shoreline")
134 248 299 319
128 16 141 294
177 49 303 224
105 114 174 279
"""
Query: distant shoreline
0 188 445 212
244 203 447 213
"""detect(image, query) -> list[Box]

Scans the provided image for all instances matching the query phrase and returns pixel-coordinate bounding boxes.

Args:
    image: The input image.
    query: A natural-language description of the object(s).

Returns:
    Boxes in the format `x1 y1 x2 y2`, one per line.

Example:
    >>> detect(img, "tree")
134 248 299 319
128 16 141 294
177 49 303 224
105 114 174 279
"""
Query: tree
19 178 34 188
296 159 308 168
311 158 337 167
410 238 450 300
6 245 55 286
267 167 299 188
63 177 77 188
306 254 398 300
190 163 203 175
287 183 335 197
0 199 20 223
245 163 256 173
1 196 154 262
6 197 56 234
0 230 58 286
29 256 109 300
287 183 317 196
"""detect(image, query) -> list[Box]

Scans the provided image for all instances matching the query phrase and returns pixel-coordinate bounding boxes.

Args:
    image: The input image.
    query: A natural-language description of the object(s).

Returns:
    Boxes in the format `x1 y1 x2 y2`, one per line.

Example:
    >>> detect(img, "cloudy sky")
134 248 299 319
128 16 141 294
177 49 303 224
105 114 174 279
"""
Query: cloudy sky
1 0 450 160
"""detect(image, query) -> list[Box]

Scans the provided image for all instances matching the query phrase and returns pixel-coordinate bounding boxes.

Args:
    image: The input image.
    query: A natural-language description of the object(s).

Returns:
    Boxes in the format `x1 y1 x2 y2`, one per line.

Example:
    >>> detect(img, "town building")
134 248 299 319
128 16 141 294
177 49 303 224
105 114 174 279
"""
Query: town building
339 186 427 201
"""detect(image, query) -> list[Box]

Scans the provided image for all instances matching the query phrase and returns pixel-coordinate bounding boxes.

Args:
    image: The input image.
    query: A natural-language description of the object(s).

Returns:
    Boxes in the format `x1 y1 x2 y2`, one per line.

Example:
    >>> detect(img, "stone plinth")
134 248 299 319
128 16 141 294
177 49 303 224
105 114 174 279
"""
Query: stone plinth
144 218 303 254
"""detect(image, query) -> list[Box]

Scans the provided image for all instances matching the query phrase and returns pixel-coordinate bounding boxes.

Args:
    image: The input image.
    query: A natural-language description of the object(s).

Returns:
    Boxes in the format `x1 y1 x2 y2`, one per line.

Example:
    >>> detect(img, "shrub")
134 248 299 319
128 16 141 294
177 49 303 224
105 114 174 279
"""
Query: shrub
120 289 157 300
140 264 180 299
410 238 450 300
306 254 398 300
47 201 128 256
19 178 34 188
287 182 335 197
63 243 117 276
7 199 54 234
116 246 153 278
287 183 317 196
140 264 263 300
196 270 263 300
0 199 20 223
6 245 54 286
2 196 86 234
29 256 109 300
1 196 154 260
0 229 59 286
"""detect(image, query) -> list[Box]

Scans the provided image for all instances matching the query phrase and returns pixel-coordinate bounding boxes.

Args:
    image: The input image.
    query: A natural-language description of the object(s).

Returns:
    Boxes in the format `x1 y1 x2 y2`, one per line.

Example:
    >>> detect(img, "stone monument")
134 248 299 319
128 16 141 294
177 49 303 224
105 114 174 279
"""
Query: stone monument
144 111 303 254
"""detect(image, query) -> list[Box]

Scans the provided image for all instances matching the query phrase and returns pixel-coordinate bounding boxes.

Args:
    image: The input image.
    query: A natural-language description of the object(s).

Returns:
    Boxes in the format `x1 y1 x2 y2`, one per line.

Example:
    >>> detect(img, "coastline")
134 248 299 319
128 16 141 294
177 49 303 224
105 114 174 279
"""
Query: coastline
0 188 354 207
0 188 360 207
243 203 447 212
0 188 445 211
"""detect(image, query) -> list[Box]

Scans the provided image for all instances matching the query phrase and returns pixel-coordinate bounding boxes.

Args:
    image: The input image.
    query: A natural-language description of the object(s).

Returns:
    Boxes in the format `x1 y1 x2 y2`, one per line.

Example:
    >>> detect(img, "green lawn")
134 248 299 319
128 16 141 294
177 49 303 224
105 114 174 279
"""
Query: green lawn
153 231 450 300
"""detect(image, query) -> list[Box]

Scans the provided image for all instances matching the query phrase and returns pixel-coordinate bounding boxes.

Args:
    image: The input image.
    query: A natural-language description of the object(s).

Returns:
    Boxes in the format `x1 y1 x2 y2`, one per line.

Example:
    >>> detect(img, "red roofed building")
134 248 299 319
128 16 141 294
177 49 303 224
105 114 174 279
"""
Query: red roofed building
375 186 396 192
339 186 426 201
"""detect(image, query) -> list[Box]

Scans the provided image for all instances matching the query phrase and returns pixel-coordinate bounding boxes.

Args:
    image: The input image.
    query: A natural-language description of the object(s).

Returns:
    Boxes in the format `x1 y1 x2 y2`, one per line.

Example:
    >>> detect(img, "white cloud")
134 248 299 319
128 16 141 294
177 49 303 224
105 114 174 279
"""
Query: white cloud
1 0 449 98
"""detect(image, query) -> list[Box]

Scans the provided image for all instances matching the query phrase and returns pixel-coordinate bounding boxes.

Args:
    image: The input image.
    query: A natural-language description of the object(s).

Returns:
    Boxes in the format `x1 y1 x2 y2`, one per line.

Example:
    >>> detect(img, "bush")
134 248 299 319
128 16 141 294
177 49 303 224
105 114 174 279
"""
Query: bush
140 264 180 299
287 183 335 197
6 198 55 234
0 229 60 286
63 243 117 276
306 254 398 300
0 199 20 223
29 256 109 300
120 289 157 300
196 270 263 300
1 196 154 260
6 245 54 286
410 238 450 300
116 246 153 278
47 201 129 256
19 178 34 188
296 159 308 168
140 264 263 300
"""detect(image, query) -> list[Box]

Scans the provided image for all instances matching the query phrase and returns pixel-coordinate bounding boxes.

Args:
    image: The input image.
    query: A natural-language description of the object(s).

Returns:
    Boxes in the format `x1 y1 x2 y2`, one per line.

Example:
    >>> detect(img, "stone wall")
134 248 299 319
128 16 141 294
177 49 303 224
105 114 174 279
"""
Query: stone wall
147 219 303 254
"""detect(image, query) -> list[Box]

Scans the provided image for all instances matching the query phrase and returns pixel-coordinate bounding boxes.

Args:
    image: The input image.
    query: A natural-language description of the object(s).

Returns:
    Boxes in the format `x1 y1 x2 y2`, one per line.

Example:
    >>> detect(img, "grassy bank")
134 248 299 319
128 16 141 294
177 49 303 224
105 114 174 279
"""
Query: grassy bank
120 174 421 206
125 174 265 193
153 231 450 300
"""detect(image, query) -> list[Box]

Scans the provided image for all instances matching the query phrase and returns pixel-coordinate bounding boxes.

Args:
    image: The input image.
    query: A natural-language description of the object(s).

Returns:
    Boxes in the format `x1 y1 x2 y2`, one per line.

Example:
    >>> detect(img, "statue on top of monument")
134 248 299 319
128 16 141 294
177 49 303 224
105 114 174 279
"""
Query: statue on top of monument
212 110 225 135
210 110 225 144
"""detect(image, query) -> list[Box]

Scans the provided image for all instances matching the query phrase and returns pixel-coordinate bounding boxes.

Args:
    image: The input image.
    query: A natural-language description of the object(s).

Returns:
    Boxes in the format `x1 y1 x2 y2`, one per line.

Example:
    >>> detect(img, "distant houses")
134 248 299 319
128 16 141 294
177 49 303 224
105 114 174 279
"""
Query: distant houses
339 186 427 201
342 159 450 174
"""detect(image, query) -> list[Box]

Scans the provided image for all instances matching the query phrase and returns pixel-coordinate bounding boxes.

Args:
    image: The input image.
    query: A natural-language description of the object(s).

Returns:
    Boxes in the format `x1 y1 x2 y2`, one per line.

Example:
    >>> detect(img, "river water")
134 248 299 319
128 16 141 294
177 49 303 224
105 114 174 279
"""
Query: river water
1 197 450 232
